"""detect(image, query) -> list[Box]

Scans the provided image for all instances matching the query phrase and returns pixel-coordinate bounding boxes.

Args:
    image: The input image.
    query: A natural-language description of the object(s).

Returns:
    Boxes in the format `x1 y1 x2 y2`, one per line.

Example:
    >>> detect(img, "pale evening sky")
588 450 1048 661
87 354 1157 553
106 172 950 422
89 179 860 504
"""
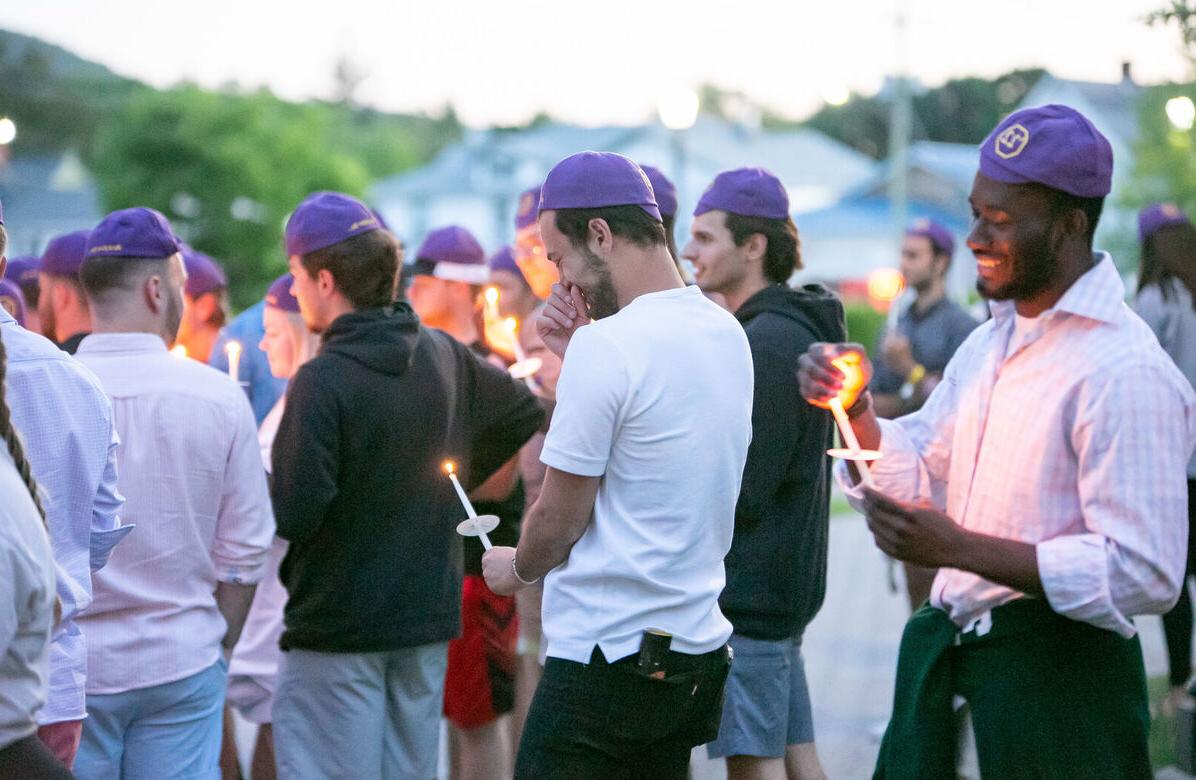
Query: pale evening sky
2 0 1190 126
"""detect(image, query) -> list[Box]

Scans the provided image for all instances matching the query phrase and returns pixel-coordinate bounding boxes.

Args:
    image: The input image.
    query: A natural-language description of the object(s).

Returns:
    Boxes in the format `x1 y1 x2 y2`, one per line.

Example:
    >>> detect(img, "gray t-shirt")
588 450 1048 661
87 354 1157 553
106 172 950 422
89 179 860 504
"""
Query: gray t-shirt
1135 281 1196 477
872 297 979 395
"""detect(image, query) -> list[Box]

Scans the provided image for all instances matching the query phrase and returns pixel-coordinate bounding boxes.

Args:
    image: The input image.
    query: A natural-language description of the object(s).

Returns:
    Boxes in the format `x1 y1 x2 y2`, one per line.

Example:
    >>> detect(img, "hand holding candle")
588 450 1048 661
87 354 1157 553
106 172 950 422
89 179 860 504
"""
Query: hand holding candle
444 461 499 549
797 344 880 487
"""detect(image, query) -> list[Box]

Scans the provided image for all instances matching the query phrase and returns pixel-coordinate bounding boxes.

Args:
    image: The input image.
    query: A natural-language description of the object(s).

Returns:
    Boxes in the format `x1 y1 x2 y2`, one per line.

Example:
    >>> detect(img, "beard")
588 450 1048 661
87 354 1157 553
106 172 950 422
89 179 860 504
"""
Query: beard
579 247 620 320
39 302 57 341
976 226 1058 302
164 289 184 343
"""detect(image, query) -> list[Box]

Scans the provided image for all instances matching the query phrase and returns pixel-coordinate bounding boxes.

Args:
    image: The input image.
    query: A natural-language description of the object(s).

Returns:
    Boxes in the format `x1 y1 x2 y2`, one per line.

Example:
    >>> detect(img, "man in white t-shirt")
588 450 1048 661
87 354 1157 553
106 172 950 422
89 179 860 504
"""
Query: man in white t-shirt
483 151 754 779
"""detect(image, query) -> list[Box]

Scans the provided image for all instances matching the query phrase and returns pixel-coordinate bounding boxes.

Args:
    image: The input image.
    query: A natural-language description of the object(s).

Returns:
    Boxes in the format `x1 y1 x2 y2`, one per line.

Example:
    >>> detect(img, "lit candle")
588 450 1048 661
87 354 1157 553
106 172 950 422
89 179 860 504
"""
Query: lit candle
505 318 527 363
225 340 242 384
828 395 875 488
170 344 188 359
444 461 491 550
484 287 501 321
825 354 878 489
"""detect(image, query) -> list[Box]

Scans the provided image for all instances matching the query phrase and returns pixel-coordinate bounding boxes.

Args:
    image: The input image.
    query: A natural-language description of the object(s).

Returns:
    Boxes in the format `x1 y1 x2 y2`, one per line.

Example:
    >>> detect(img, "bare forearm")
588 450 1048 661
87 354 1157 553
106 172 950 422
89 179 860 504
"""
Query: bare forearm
215 581 258 649
846 398 884 484
515 502 584 581
952 531 1044 598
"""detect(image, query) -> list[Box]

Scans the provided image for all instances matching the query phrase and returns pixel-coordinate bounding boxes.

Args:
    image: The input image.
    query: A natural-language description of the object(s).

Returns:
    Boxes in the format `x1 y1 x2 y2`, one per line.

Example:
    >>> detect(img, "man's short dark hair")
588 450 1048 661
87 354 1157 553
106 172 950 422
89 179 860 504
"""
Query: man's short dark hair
724 213 802 284
80 256 170 303
553 206 667 250
1040 187 1105 249
299 229 399 310
660 213 678 261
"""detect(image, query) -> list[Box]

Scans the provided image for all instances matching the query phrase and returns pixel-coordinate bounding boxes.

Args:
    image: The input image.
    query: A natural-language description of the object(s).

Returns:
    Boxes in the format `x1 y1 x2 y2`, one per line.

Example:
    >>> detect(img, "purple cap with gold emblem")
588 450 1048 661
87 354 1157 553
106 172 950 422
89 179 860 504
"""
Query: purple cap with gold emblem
181 244 228 298
3 255 40 286
285 191 380 257
905 218 955 257
640 165 678 218
539 152 661 221
87 208 182 259
694 167 789 220
265 273 301 313
1138 202 1191 243
410 225 489 284
0 278 26 327
515 186 541 231
42 230 92 276
979 104 1113 198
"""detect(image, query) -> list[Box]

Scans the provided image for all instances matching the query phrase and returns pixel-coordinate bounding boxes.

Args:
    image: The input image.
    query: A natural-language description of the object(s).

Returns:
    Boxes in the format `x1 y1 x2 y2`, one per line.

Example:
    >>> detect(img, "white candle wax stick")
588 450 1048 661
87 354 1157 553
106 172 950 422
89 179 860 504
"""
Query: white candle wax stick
512 336 527 363
829 396 875 488
448 472 477 518
226 342 242 384
448 471 492 549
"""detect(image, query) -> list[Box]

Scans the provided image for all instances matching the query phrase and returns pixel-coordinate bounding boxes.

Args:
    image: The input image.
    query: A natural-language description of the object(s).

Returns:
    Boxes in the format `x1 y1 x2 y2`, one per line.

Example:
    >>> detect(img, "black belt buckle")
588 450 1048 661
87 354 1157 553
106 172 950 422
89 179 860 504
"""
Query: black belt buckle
636 629 672 680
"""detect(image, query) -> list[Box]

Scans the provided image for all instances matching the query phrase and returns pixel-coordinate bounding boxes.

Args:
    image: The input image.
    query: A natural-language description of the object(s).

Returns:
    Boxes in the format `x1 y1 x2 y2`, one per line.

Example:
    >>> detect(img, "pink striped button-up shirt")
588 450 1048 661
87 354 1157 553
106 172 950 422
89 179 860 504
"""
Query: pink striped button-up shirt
841 254 1196 638
76 333 274 693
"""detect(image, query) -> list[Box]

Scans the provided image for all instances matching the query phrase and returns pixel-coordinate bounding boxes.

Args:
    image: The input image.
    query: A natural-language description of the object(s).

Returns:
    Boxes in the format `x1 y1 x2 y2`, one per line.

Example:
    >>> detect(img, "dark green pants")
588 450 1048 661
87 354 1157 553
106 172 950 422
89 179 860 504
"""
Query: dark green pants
874 599 1151 780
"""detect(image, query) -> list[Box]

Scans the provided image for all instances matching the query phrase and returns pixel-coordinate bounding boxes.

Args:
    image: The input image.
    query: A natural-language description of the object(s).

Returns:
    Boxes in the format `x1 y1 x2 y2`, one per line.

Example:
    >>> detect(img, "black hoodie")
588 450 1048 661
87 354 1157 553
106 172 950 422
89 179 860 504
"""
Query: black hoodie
271 304 544 653
722 284 847 640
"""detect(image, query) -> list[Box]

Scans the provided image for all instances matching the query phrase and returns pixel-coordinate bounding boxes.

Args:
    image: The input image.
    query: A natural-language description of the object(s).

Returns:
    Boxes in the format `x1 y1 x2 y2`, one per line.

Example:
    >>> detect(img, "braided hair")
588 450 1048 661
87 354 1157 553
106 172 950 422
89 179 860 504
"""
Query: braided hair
0 328 59 626
0 329 47 527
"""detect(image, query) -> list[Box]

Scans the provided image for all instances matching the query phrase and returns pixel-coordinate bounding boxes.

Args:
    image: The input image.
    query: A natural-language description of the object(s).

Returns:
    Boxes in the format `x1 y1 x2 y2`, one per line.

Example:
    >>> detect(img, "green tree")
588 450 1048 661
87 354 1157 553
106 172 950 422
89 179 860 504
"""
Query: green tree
94 86 374 308
1146 1 1196 68
1119 83 1196 268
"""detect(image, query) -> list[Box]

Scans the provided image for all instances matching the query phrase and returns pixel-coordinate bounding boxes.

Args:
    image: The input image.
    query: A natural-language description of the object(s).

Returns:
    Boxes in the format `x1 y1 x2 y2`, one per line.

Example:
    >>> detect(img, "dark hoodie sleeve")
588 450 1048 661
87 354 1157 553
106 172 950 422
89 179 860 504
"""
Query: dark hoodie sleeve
271 363 340 544
736 331 816 527
463 348 546 489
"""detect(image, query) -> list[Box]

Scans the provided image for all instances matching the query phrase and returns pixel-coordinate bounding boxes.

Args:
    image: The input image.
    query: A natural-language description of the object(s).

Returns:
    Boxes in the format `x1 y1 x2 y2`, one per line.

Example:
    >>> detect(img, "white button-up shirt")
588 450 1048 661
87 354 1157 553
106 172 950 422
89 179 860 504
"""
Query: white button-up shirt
840 255 1196 638
76 333 274 693
0 309 129 724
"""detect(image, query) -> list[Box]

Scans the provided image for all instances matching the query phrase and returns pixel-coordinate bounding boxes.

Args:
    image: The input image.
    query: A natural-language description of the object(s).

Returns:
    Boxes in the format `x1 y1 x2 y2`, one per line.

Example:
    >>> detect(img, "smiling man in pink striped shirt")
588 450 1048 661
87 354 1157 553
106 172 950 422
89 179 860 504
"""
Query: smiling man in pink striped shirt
800 105 1196 778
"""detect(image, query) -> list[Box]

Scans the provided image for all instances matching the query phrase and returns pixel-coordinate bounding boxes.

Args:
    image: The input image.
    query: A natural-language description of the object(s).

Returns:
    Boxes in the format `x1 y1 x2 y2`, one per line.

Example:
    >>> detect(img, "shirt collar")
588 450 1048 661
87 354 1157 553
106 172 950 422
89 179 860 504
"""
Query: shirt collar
989 252 1123 326
75 332 170 356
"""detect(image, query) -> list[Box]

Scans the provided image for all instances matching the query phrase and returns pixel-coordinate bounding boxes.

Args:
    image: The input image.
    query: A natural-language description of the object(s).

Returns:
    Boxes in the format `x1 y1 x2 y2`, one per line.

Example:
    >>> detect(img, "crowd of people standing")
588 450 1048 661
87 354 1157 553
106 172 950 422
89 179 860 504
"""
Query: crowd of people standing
0 101 1195 780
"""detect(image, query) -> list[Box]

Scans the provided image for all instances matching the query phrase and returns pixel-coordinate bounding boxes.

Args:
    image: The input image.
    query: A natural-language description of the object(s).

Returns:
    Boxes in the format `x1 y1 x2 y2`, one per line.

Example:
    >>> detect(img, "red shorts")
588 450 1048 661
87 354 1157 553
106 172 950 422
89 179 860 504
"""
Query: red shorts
444 575 519 728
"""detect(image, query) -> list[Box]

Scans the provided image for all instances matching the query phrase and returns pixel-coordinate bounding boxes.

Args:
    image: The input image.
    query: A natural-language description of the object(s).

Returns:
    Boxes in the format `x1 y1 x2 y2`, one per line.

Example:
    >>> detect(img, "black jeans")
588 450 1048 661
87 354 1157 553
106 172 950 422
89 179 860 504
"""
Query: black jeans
514 644 732 779
1163 479 1196 687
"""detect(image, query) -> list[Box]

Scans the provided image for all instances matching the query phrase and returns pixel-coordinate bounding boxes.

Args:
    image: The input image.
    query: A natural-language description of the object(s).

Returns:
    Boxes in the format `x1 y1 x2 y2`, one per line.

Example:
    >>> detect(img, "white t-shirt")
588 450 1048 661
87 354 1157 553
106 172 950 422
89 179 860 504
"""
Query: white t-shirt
0 448 56 749
539 285 754 664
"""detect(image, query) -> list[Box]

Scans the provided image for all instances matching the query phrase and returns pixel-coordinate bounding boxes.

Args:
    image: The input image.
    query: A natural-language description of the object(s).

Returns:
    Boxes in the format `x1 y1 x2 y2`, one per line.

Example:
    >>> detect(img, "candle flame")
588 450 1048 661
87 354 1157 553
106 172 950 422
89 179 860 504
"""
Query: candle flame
443 461 456 475
225 340 242 357
170 345 188 358
504 317 518 334
830 353 866 407
484 287 499 305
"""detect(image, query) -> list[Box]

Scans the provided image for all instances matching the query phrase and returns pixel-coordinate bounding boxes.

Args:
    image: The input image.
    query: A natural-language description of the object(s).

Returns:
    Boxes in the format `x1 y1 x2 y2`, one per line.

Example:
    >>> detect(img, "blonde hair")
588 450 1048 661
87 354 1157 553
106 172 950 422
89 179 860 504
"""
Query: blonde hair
285 310 322 377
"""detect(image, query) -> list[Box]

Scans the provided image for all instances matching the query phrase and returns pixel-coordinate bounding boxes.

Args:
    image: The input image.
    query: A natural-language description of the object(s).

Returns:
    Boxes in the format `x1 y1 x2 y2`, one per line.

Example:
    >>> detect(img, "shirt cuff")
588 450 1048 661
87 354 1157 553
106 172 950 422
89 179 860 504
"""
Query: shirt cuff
90 524 135 572
212 557 269 585
1036 534 1135 639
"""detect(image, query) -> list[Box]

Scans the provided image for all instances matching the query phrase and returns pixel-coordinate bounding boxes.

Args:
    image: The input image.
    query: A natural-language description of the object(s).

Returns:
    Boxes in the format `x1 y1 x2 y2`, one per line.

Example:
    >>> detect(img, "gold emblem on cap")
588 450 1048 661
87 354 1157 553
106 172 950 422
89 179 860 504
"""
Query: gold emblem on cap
994 123 1030 160
518 194 534 217
1163 203 1182 218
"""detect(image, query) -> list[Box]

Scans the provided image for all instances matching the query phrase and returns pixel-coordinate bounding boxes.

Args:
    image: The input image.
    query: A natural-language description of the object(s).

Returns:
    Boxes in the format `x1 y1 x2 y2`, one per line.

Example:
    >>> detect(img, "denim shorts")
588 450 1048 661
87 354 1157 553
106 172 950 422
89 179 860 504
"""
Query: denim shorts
707 633 814 759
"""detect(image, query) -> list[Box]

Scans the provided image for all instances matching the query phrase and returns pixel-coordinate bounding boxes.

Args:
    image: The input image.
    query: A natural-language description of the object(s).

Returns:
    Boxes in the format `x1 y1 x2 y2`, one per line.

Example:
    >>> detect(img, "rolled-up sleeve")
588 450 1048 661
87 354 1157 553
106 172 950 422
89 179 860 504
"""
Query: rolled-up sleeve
89 422 130 572
1038 365 1196 637
211 395 275 584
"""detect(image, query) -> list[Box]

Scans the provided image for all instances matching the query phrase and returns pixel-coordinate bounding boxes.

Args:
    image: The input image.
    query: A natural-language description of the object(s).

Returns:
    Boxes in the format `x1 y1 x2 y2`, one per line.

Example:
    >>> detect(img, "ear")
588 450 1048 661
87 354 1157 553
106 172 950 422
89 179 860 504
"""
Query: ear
0 257 7 278
144 273 164 314
587 218 614 255
316 268 337 297
745 232 768 263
